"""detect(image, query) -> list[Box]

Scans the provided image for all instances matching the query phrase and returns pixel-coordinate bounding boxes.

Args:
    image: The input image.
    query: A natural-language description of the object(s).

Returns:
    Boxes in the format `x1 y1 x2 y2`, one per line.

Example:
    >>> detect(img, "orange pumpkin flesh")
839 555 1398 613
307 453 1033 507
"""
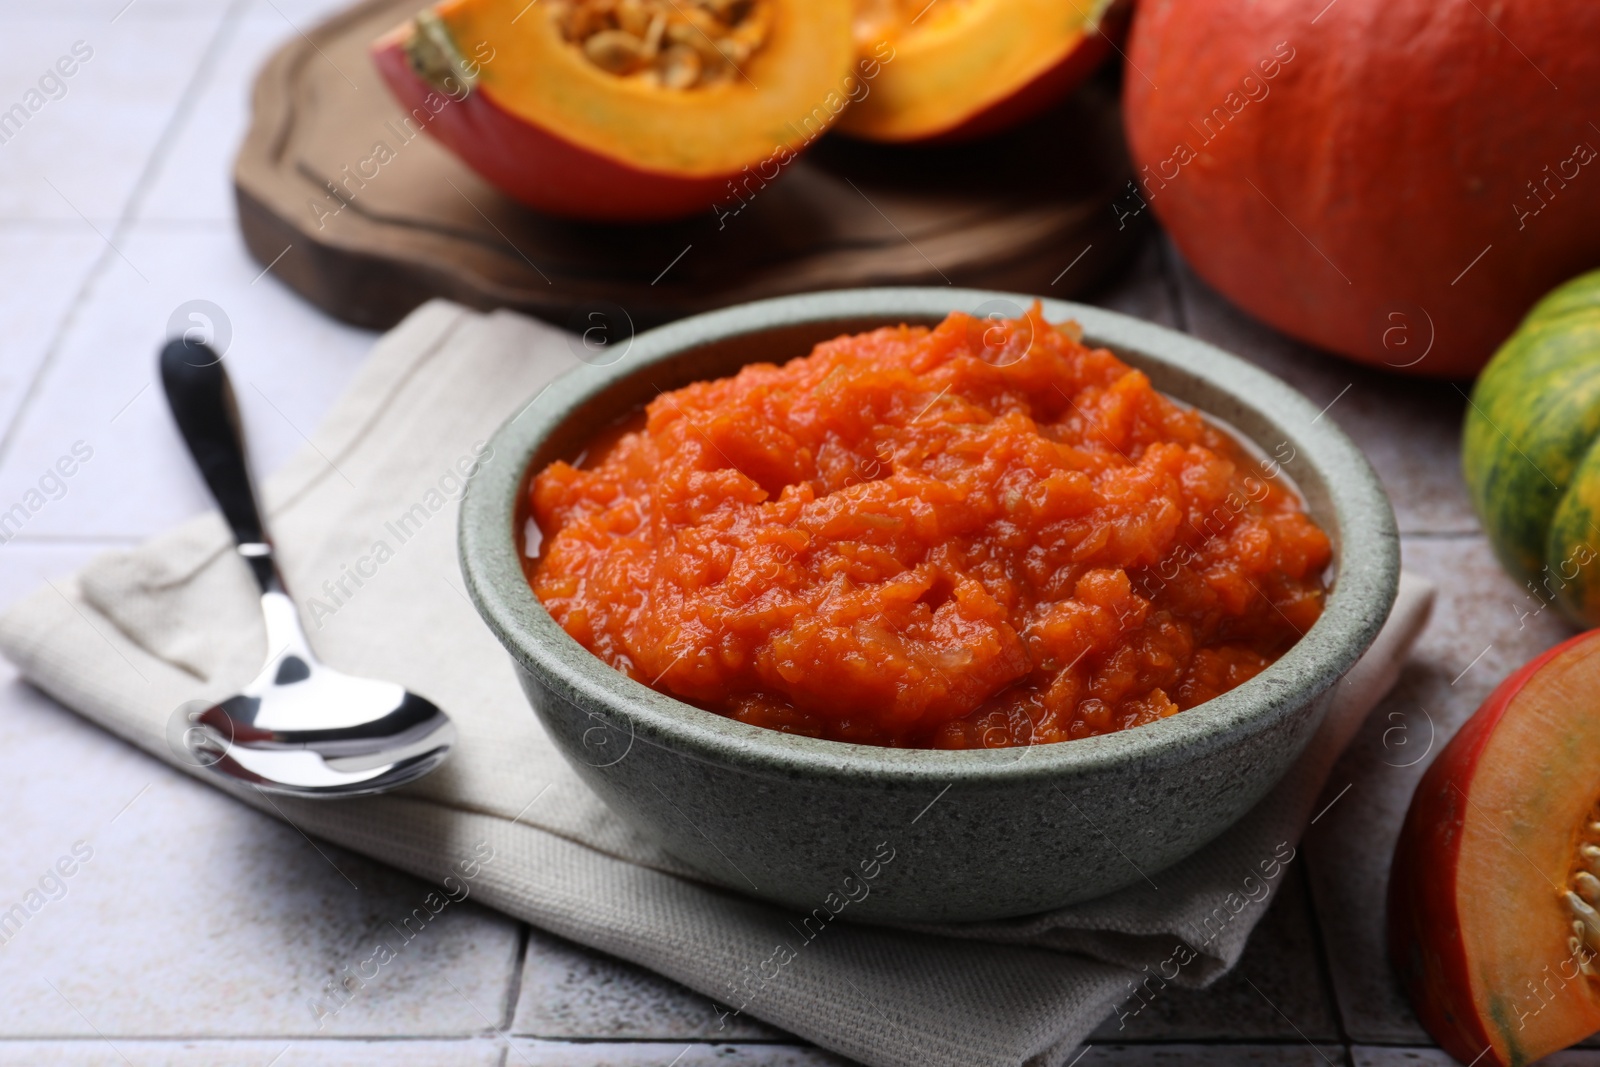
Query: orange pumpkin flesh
1390 629 1600 1066
838 0 1119 143
1123 0 1600 378
372 0 855 221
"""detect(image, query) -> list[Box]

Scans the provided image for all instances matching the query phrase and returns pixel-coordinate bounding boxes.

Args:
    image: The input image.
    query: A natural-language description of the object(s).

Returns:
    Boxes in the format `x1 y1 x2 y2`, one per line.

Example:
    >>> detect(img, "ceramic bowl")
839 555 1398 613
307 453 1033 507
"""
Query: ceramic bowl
459 288 1399 922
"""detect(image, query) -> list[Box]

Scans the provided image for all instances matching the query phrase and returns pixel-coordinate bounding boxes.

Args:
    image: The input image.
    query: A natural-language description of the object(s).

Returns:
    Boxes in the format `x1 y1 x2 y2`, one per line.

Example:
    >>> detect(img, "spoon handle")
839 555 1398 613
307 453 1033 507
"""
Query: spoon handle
159 339 277 593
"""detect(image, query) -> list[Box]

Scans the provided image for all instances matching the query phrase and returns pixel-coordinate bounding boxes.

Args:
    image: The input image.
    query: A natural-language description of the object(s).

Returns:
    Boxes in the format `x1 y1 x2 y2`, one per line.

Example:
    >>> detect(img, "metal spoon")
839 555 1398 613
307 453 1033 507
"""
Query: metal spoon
159 338 455 797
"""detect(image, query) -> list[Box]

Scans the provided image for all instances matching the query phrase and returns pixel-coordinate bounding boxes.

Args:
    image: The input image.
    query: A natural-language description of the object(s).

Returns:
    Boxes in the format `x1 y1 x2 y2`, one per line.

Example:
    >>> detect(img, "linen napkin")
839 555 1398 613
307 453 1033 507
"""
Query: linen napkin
0 301 1433 1067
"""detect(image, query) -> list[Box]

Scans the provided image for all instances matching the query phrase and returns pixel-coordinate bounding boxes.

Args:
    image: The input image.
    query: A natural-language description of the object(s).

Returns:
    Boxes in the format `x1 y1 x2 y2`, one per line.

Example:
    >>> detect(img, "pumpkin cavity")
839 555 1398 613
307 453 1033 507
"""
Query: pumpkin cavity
551 0 772 88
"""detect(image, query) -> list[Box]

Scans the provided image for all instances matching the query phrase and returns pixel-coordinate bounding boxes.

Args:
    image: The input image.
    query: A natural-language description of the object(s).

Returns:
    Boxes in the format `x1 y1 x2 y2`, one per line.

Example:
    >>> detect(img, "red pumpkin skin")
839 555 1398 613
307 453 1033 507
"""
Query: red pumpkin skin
1123 0 1600 378
1388 630 1600 1066
372 36 733 222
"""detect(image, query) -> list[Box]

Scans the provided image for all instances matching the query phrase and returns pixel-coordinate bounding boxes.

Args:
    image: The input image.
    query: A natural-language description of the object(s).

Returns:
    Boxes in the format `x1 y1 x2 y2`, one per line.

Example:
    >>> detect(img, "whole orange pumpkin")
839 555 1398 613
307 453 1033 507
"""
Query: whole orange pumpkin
1121 0 1600 378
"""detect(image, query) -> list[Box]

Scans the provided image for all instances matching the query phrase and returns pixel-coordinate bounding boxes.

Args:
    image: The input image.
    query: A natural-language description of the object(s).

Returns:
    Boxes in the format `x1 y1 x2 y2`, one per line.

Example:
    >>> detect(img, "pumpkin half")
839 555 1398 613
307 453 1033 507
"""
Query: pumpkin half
838 0 1120 143
1123 0 1600 377
1390 628 1600 1066
372 0 856 221
1464 269 1600 628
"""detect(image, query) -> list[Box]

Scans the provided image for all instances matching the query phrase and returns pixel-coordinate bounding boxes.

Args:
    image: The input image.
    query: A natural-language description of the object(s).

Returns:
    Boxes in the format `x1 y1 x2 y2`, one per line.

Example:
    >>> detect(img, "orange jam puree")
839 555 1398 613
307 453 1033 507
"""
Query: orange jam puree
527 307 1331 748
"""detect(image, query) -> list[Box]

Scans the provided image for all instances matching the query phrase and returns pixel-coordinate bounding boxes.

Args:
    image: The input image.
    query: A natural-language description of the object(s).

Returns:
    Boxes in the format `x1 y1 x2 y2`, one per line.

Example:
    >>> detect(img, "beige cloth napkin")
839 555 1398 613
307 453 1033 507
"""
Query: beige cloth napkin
0 301 1433 1067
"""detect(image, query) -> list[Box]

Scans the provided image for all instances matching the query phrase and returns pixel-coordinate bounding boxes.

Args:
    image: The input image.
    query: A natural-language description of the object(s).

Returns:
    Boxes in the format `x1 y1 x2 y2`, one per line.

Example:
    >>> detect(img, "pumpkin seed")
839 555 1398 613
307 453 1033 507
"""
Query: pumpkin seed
584 29 648 74
1572 928 1599 976
642 11 667 54
1566 891 1600 951
677 25 727 64
616 0 653 37
676 5 723 36
1577 871 1600 906
658 44 703 90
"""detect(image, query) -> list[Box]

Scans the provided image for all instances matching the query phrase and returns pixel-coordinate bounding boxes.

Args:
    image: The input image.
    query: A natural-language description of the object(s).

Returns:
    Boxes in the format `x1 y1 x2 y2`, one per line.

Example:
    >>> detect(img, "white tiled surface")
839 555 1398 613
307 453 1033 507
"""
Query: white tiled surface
512 927 779 1040
0 1 1558 1063
0 229 104 439
0 21 213 224
136 13 321 224
0 227 372 539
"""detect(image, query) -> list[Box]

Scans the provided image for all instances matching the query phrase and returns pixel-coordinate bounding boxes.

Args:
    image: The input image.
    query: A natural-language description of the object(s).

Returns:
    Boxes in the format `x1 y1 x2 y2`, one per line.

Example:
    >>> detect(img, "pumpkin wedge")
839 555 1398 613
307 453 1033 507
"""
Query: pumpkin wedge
372 0 856 221
1390 629 1600 1066
838 0 1120 143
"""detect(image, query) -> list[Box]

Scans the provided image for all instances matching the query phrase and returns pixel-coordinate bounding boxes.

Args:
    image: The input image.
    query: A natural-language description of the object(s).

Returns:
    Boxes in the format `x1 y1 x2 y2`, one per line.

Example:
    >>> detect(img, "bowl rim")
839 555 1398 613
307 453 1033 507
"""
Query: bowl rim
459 287 1400 785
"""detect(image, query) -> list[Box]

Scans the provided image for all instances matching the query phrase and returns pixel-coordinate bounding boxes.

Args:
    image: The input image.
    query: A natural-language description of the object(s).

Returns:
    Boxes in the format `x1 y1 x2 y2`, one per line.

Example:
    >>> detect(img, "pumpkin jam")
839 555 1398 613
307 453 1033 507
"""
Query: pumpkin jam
526 308 1331 748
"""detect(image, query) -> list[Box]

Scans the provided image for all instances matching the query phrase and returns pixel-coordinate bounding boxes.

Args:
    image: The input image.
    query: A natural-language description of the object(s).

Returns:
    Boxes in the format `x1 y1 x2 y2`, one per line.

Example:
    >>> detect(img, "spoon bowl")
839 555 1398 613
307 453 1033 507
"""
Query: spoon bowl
186 676 455 797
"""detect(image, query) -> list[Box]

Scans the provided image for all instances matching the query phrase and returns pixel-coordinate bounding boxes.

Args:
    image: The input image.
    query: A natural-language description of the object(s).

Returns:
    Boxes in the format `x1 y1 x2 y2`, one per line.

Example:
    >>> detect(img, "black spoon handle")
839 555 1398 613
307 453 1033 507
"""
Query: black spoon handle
159 339 275 590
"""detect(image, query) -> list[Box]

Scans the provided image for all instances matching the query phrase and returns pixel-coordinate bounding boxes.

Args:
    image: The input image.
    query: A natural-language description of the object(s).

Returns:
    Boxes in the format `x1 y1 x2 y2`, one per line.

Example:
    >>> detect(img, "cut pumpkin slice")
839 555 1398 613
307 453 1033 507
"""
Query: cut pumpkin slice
372 0 856 221
1390 628 1600 1066
839 0 1120 143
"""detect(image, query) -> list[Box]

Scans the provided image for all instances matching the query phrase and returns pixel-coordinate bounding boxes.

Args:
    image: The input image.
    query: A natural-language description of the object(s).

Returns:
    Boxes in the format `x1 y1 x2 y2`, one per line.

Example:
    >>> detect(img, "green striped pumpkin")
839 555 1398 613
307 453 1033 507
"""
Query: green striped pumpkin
1463 269 1600 627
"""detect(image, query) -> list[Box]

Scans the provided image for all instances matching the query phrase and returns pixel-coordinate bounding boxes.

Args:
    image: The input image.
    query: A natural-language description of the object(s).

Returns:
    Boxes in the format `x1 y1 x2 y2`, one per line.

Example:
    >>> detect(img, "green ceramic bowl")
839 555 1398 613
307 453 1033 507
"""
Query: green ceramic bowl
460 288 1398 922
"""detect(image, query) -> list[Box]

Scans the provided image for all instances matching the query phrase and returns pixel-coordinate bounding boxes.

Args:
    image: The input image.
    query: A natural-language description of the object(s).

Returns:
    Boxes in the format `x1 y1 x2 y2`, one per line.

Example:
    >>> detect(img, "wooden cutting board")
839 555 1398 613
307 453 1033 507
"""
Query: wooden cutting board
234 0 1149 331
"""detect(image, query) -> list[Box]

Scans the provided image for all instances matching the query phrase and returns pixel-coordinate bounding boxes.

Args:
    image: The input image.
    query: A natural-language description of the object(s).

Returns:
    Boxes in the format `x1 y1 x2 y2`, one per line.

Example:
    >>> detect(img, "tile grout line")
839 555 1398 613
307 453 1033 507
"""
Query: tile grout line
0 0 252 473
0 1036 841 1046
0 220 169 230
1294 850 1356 1059
0 218 242 231
499 923 531 1032
1 535 144 545
0 1036 550 1045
